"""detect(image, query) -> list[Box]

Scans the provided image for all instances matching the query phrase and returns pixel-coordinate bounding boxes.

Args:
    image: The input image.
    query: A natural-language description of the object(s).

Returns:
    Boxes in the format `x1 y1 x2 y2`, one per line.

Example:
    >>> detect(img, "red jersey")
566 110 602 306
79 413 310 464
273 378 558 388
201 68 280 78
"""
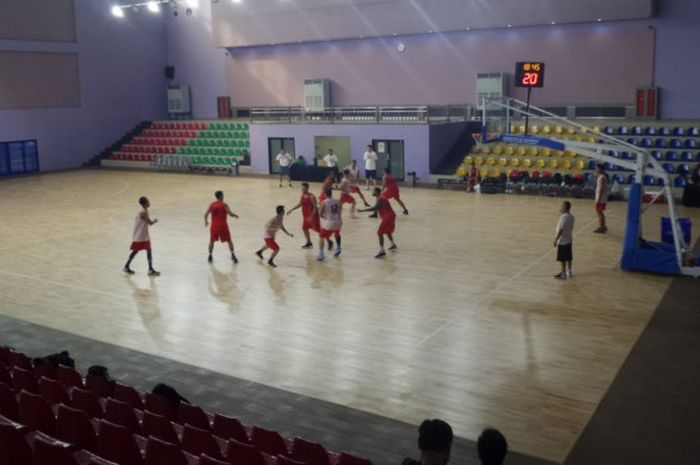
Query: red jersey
377 198 396 221
384 174 398 193
209 201 228 226
300 193 316 218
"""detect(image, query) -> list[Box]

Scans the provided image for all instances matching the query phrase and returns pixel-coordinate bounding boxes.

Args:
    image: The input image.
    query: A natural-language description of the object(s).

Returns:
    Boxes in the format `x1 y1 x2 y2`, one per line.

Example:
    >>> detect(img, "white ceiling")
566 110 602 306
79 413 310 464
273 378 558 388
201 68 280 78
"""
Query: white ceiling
212 0 655 47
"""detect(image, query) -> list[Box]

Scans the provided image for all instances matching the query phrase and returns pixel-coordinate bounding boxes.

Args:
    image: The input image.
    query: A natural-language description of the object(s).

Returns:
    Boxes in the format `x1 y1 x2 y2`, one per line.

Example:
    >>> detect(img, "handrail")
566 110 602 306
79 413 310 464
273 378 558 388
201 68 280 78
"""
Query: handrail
249 105 477 124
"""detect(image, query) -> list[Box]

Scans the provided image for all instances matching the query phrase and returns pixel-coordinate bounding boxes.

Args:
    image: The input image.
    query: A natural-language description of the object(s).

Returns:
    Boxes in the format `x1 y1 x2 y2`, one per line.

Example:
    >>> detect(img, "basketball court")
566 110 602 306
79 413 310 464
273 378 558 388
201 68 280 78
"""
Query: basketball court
1 169 697 462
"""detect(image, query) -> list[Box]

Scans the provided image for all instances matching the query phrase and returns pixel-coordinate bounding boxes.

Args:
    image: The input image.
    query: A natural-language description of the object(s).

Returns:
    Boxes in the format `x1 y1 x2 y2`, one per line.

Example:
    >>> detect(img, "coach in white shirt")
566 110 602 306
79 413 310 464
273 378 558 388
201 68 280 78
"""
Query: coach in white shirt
276 149 294 187
324 149 339 182
363 144 378 189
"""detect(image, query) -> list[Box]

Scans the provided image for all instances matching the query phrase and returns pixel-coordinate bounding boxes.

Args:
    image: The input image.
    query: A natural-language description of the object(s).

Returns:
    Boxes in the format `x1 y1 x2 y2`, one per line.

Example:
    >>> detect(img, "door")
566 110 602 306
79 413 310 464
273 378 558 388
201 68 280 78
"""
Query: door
372 139 405 180
268 138 295 174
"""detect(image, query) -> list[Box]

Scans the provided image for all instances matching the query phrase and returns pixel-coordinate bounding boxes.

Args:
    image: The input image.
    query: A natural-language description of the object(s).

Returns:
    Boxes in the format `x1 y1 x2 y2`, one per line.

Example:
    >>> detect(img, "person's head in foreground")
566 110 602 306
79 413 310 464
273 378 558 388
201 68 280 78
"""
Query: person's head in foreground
417 419 453 465
560 200 571 214
477 428 508 465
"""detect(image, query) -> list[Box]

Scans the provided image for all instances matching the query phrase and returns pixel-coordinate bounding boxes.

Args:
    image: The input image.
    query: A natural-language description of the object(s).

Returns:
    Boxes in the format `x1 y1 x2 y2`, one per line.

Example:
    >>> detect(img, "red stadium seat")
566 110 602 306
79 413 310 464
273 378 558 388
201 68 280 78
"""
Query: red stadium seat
0 416 32 465
70 387 104 419
199 454 228 465
144 393 176 421
277 455 306 465
142 411 180 444
251 426 289 456
56 403 98 452
8 351 33 370
104 398 142 434
33 361 58 380
39 377 70 405
57 366 84 389
178 403 211 430
0 346 11 366
290 438 332 465
224 439 266 465
113 383 145 410
0 382 18 420
97 419 145 465
0 365 11 385
212 414 249 443
180 424 223 460
18 390 55 435
12 368 39 393
143 436 190 465
85 374 113 398
31 433 79 465
337 452 373 465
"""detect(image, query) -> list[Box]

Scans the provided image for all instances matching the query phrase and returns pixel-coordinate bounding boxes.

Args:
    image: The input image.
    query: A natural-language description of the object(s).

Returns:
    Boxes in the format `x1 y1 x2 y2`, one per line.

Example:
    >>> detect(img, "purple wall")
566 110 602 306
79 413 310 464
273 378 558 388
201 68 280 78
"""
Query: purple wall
165 0 226 119
0 1 167 172
250 124 431 180
654 0 700 119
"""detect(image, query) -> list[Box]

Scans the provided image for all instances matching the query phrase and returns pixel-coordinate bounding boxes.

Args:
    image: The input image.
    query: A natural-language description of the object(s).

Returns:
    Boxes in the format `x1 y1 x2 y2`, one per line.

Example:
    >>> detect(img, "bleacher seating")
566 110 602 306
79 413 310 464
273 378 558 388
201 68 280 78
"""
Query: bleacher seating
106 120 251 171
0 345 373 465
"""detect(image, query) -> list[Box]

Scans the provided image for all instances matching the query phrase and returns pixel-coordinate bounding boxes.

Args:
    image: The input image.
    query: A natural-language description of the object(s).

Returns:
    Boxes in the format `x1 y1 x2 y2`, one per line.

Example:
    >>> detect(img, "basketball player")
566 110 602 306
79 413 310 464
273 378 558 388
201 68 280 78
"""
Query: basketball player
317 189 343 261
339 170 360 219
256 205 294 268
344 161 371 207
359 187 397 258
204 190 239 263
318 173 335 202
594 164 608 233
287 182 322 249
123 196 160 276
381 167 409 215
553 201 575 279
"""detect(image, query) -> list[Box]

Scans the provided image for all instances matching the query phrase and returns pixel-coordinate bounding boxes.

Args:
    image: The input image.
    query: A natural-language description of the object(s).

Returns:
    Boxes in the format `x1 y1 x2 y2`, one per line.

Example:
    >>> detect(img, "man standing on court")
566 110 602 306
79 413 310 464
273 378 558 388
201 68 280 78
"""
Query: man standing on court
363 144 378 190
204 190 239 263
553 201 575 279
381 167 409 215
318 189 343 261
594 164 608 233
324 148 339 182
276 148 294 188
123 196 160 276
359 187 398 258
287 182 321 249
256 205 294 268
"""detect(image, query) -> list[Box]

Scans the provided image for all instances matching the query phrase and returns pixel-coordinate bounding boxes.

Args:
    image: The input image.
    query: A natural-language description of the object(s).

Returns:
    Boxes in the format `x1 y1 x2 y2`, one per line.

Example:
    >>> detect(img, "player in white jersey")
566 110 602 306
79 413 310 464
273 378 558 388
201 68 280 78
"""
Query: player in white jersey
343 162 371 207
123 196 160 275
594 164 609 233
256 205 293 268
317 189 343 261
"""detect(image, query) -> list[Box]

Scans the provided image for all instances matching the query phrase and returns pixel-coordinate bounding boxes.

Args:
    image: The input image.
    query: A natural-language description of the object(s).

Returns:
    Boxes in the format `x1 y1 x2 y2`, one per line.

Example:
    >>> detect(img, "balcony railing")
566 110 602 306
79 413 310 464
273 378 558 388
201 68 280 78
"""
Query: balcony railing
249 105 477 124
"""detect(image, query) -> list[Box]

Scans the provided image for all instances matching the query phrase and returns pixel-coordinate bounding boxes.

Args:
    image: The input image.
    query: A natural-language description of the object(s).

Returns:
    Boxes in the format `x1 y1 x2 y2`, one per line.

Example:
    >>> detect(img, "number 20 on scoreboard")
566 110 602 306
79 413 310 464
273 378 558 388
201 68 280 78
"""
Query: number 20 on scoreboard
515 62 545 88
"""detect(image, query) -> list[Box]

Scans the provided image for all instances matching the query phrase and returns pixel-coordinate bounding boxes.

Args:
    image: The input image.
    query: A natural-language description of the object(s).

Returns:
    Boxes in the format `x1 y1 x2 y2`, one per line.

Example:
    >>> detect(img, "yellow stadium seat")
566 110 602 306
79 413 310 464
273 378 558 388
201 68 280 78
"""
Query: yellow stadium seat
530 125 540 134
470 146 479 154
523 159 532 168
480 168 489 178
456 166 466 177
574 135 583 142
540 147 551 157
535 159 546 168
592 126 601 133
527 147 538 157
464 155 473 165
490 168 501 177
510 124 518 134
564 150 576 158
510 158 521 167
586 136 596 144
504 145 514 156
548 159 559 169
518 125 526 133
486 156 496 166
498 157 508 166
475 156 484 166
542 125 552 134
516 146 527 156
575 160 585 170
482 146 492 155
553 150 564 158
492 146 503 156
554 126 563 134
566 127 575 135
561 159 572 170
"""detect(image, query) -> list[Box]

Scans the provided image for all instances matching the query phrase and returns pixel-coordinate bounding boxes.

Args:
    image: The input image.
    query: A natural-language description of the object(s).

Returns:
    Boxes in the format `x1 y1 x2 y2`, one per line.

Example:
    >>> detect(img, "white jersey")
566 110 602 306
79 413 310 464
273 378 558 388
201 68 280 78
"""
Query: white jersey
264 217 283 239
324 154 338 167
556 213 575 246
132 211 150 242
276 152 293 167
596 174 609 203
364 151 377 170
320 198 342 231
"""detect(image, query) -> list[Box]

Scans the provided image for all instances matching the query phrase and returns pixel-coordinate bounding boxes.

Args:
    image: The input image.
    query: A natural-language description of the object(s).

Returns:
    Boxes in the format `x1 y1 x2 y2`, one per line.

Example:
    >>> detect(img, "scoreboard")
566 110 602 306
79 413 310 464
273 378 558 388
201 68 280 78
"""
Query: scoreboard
515 62 545 88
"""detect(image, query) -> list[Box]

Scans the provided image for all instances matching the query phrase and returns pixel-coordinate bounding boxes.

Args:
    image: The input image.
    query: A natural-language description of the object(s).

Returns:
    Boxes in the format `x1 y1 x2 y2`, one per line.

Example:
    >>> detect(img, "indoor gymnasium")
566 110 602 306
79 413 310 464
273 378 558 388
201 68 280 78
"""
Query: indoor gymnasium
1 1 700 465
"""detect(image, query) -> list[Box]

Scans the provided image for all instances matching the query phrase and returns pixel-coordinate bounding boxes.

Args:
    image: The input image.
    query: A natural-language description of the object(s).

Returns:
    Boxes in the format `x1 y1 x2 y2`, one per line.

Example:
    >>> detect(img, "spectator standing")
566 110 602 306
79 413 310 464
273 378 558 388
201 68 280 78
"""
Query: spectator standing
364 145 378 190
276 148 294 188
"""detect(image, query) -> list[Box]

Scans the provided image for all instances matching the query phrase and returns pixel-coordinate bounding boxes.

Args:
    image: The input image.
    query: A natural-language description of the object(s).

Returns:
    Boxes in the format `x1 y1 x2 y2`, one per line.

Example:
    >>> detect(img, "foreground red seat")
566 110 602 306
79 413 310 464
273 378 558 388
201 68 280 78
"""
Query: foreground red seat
12 367 40 393
0 382 19 420
71 387 104 419
39 377 71 405
142 410 180 444
56 403 98 452
337 452 373 465
212 414 248 443
57 366 84 389
144 393 177 421
85 374 113 398
199 454 228 465
97 419 145 465
0 346 11 366
178 403 211 430
0 415 32 465
277 455 306 465
0 366 11 385
113 383 145 410
225 438 266 465
143 436 190 465
251 426 289 456
33 431 120 465
180 424 223 460
18 390 55 435
290 437 332 465
104 398 142 434
8 350 33 370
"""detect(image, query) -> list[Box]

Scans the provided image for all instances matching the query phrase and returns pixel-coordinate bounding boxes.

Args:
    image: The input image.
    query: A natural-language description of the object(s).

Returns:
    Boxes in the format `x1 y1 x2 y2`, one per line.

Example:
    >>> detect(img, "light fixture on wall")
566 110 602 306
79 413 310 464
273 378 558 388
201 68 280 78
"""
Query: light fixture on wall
185 0 199 7
147 1 160 13
110 1 198 18
111 5 125 17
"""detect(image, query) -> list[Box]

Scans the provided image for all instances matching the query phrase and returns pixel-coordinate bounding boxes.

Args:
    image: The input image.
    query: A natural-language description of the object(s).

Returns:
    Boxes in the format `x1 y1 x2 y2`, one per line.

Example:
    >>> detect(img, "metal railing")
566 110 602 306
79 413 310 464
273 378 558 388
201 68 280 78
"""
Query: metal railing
250 105 477 124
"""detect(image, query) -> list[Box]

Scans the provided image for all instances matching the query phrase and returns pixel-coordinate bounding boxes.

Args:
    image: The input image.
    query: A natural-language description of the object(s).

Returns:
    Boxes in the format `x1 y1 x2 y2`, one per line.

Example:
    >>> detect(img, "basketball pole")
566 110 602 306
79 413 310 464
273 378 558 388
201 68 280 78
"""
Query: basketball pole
524 87 532 135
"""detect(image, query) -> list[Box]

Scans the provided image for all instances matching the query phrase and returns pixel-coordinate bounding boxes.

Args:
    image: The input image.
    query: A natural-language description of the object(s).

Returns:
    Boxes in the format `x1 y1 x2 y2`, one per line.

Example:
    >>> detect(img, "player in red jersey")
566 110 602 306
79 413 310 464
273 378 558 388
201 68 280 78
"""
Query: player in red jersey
204 190 239 263
381 167 409 215
359 187 398 258
287 182 322 249
318 173 335 202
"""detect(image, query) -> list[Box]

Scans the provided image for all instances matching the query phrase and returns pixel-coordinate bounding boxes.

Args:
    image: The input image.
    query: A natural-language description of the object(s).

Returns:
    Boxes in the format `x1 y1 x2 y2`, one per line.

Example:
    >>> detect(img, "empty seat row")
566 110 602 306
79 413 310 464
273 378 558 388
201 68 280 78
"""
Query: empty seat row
603 126 700 137
141 130 198 138
188 139 250 148
152 122 207 131
178 148 247 157
110 153 156 162
122 145 177 154
131 137 188 146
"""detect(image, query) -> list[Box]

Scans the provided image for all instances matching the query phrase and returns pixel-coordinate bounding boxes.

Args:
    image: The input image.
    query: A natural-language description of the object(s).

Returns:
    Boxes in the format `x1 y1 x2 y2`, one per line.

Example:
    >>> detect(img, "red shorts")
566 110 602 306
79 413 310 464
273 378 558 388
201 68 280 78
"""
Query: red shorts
264 238 279 251
350 186 360 194
210 225 231 243
381 190 400 201
340 193 355 204
378 218 396 235
319 228 340 239
303 214 320 232
130 241 151 251
596 202 607 213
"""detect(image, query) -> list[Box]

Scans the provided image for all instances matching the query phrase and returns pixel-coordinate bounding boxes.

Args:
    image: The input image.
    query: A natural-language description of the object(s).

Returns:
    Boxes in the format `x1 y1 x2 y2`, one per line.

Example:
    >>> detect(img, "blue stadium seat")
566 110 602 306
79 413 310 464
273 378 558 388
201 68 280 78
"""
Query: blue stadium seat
663 163 675 173
587 160 597 170
645 126 657 135
621 151 634 160
643 175 656 186
627 174 636 184
627 137 638 145
632 126 643 135
685 139 697 149
641 138 653 148
659 127 672 136
583 172 593 182
674 176 688 188
655 138 667 148
689 127 699 137
618 126 629 135
670 139 682 148
666 151 679 161
651 150 663 160
609 150 619 158
681 151 695 162
678 164 690 175
604 162 615 171
673 127 686 136
604 126 615 135
612 174 624 183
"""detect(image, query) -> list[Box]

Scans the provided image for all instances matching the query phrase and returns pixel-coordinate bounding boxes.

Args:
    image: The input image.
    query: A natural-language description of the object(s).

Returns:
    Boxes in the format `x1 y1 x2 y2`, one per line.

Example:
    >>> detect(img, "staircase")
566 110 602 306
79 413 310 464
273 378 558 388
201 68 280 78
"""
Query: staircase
84 121 151 167
433 127 478 175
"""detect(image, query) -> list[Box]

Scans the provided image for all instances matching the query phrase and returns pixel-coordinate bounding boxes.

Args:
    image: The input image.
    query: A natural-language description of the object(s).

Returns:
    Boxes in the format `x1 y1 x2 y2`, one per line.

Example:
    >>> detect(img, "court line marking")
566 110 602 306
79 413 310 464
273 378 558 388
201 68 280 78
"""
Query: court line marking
414 217 600 348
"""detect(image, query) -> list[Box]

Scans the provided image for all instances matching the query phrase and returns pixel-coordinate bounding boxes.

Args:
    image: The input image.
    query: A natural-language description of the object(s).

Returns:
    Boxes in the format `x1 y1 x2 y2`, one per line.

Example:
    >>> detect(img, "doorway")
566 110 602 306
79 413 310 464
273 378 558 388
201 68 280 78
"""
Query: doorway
268 138 295 174
314 136 351 168
372 139 405 180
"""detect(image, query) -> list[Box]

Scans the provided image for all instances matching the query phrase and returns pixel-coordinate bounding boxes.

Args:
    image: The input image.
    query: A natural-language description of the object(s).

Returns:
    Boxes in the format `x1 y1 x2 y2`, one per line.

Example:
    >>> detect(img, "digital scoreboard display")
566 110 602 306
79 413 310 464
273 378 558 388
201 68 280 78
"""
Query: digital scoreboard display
515 62 545 88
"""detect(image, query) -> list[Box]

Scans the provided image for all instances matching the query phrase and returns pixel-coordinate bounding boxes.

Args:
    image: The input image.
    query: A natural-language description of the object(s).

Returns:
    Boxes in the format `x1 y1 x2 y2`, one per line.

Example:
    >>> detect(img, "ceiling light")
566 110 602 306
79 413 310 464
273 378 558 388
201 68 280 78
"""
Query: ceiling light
111 5 124 17
231 0 242 3
185 0 199 8
507 24 512 28
550 21 556 25
465 27 471 31
597 18 603 22
146 1 160 13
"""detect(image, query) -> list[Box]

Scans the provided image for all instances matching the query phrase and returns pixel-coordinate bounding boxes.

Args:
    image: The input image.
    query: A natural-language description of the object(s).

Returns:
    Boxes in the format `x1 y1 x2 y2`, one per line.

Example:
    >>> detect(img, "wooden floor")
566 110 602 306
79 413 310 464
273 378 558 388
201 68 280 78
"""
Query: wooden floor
1 170 698 463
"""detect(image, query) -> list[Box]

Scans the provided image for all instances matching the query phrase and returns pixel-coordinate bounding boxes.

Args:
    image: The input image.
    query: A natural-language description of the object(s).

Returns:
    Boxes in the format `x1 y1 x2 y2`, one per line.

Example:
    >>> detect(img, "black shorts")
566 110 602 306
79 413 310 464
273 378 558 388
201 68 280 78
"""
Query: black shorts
365 169 377 179
557 243 573 262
